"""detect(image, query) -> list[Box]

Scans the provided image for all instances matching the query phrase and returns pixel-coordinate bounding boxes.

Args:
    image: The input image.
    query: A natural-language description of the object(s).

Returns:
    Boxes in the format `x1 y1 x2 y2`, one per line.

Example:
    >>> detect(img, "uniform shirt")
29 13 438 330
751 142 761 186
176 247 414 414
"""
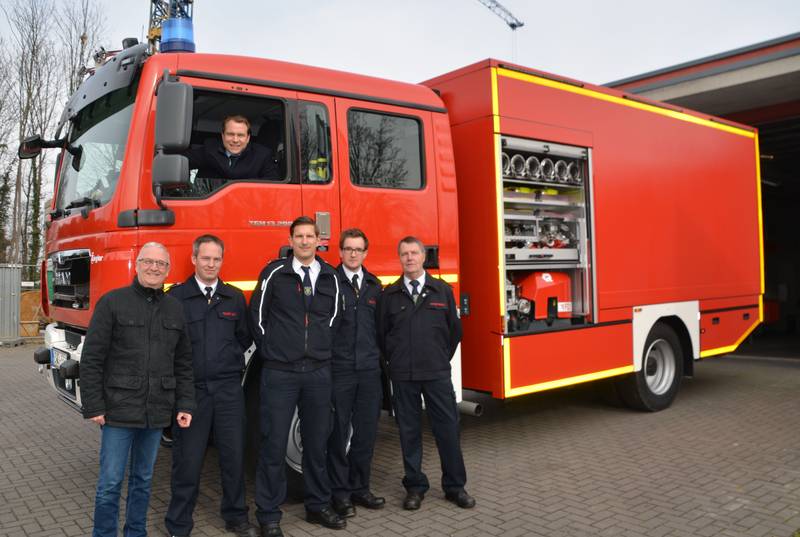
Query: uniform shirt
292 257 321 291
194 276 218 297
404 273 426 297
342 266 364 290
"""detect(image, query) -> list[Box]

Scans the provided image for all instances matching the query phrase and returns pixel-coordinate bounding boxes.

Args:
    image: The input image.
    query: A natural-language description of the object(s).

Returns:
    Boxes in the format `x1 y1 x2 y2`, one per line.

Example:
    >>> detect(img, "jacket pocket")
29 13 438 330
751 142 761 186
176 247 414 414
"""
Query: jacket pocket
162 317 184 347
115 315 145 347
161 376 176 389
105 374 142 408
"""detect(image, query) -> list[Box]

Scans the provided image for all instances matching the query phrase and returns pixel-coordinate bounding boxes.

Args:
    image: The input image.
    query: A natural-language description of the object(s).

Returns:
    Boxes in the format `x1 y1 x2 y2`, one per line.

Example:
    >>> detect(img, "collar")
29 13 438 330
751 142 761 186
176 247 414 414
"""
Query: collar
403 272 426 291
132 276 164 299
342 265 363 283
194 276 218 295
292 257 320 275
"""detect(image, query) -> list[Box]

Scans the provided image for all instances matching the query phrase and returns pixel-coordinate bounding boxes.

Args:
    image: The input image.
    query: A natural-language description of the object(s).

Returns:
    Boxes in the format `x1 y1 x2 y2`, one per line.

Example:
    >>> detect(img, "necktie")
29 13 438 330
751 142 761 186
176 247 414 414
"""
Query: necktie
204 286 213 305
410 280 420 304
352 274 359 299
301 266 313 310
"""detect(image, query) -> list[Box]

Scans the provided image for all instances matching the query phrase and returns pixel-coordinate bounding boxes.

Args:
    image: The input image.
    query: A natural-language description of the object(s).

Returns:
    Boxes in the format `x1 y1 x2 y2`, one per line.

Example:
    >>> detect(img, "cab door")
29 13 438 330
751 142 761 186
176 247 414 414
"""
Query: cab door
296 93 340 266
334 99 440 279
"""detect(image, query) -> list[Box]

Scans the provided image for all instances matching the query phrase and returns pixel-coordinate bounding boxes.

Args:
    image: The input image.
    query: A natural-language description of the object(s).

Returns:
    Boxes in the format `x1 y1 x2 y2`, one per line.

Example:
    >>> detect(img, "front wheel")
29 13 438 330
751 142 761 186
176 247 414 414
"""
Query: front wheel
617 323 683 411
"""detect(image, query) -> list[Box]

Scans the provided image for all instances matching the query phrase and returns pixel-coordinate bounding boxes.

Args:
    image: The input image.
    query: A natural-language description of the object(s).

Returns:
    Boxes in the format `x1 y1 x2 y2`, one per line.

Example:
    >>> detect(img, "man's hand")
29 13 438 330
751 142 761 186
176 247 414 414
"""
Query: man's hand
89 415 105 426
176 412 192 428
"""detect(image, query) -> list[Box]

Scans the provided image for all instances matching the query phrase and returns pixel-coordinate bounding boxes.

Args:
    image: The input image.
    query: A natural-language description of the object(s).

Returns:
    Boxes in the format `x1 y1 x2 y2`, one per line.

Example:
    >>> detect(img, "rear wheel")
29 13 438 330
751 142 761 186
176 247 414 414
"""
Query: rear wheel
617 323 683 411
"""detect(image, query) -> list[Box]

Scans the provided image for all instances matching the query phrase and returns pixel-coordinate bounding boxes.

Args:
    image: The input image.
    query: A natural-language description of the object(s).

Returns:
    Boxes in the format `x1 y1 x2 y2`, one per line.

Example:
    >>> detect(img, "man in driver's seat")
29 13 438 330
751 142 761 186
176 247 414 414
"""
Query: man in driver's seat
187 115 279 190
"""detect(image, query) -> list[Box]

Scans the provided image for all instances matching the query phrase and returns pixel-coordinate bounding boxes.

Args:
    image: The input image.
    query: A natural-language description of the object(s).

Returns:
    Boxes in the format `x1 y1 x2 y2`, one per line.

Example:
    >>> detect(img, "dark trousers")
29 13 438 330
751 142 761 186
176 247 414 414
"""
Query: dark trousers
255 366 333 524
392 378 467 495
328 368 383 500
165 382 248 536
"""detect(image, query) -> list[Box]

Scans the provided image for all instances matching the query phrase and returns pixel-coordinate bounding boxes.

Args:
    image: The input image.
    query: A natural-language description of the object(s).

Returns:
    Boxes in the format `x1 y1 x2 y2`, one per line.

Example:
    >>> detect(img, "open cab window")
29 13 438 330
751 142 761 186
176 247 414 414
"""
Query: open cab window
164 90 289 198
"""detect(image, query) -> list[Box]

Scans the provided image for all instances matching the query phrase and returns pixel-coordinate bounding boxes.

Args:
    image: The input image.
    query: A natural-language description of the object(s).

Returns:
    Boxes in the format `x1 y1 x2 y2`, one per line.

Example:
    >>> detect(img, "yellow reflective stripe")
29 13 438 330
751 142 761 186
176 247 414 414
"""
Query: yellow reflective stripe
506 364 635 398
228 280 259 292
699 312 761 358
376 274 458 286
495 132 506 318
755 134 765 295
496 67 755 139
502 337 511 398
491 67 500 133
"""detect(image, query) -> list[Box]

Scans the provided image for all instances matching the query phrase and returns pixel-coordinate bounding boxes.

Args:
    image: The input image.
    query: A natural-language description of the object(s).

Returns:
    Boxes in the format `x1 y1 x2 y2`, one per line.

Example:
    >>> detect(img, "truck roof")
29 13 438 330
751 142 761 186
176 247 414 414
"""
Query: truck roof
162 52 447 113
423 58 756 133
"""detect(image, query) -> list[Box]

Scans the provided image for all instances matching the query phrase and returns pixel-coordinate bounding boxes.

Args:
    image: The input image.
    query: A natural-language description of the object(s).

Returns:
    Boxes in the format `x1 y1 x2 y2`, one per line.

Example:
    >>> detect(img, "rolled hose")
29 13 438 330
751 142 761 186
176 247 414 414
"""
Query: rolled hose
510 154 526 177
525 156 540 179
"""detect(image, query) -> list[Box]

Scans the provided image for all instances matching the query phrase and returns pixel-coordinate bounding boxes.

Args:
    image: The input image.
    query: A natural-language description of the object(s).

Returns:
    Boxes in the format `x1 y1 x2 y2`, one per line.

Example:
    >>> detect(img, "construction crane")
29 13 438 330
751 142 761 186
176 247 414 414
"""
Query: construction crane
475 0 524 61
148 0 195 54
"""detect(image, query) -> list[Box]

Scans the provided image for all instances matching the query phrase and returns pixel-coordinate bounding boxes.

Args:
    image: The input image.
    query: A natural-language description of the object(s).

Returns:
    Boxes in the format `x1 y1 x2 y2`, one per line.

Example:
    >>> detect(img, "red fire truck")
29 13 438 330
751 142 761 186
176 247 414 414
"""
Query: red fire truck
24 35 762 464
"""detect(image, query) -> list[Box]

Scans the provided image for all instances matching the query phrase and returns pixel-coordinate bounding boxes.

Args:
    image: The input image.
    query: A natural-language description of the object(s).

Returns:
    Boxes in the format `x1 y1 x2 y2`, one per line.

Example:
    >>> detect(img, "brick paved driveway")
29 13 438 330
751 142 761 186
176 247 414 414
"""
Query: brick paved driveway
1 343 798 537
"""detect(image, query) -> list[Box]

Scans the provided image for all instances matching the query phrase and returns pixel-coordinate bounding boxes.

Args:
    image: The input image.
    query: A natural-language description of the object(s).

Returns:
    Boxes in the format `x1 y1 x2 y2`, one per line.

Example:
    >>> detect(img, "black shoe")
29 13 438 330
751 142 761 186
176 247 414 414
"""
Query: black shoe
445 489 476 509
306 506 347 530
225 520 258 537
351 490 386 510
403 491 424 510
331 497 356 518
259 522 283 537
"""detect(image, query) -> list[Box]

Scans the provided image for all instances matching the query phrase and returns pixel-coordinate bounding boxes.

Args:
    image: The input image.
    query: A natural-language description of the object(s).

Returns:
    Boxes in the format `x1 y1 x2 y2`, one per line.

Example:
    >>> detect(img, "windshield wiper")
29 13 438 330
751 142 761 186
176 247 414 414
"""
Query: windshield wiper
66 197 101 210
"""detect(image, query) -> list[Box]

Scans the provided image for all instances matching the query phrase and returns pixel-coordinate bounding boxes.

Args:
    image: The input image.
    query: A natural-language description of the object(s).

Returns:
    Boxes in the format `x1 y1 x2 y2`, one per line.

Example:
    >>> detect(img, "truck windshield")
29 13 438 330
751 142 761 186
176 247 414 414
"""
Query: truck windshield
55 85 136 211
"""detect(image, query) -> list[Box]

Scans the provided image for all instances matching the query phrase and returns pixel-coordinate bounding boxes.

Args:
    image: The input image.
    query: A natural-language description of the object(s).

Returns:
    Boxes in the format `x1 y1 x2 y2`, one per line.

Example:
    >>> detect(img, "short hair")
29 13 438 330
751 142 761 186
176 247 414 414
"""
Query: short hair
192 234 224 257
339 228 368 250
137 242 170 263
397 236 426 256
290 216 319 237
222 115 251 135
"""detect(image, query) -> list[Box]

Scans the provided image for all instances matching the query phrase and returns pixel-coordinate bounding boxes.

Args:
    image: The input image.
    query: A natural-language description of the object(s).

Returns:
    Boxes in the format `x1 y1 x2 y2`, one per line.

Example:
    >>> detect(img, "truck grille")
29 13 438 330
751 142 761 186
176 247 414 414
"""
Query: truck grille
50 250 90 310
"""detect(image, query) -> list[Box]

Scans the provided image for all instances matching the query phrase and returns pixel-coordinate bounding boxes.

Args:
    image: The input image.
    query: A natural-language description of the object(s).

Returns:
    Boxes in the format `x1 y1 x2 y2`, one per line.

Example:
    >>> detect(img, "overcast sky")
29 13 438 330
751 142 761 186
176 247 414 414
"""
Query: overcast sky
89 0 800 86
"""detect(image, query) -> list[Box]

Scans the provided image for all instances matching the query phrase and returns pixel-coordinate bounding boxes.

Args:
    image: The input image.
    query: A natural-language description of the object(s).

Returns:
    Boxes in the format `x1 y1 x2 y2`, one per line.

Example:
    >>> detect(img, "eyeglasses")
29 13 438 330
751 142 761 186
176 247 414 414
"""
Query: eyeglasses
342 247 366 254
138 258 169 269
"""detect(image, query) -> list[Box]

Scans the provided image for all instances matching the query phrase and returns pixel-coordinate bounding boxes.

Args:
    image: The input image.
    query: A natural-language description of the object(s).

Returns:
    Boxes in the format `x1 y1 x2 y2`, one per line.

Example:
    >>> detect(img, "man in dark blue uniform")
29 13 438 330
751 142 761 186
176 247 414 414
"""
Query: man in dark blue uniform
327 229 385 518
377 236 475 511
165 235 256 537
250 216 345 537
186 115 279 192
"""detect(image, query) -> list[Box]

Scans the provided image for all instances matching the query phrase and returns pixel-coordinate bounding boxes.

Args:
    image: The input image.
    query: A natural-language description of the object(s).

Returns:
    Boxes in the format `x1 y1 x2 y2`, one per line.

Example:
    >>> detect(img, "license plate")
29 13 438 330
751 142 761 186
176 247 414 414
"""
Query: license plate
52 349 69 368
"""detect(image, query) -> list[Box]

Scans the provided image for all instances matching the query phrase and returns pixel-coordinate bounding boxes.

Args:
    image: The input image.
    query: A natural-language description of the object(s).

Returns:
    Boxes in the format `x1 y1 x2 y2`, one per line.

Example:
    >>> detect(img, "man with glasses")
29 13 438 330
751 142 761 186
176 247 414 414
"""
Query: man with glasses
81 242 195 537
187 115 279 190
165 235 256 537
327 228 385 519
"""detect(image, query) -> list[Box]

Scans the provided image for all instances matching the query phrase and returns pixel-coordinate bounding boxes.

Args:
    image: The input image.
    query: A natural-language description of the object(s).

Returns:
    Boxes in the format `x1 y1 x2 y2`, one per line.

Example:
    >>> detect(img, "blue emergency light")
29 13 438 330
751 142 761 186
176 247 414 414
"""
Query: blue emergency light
161 17 195 53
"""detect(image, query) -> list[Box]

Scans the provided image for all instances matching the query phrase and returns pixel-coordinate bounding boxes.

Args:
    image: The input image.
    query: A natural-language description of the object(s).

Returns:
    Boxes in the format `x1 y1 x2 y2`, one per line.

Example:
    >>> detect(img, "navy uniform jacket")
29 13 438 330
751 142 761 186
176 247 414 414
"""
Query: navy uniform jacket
186 138 279 183
249 256 340 371
377 273 462 381
332 265 381 372
168 276 252 386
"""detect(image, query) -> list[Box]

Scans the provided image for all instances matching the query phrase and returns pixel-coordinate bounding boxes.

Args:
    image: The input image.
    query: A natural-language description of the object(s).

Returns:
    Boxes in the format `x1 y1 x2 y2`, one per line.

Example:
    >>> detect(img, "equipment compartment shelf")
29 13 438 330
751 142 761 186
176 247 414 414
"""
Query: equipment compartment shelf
503 177 583 189
506 247 579 262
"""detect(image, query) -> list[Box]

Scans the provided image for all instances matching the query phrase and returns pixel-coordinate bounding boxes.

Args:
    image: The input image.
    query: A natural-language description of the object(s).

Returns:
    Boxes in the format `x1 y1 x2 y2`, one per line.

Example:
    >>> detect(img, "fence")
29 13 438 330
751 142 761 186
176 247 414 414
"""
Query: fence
1 264 41 345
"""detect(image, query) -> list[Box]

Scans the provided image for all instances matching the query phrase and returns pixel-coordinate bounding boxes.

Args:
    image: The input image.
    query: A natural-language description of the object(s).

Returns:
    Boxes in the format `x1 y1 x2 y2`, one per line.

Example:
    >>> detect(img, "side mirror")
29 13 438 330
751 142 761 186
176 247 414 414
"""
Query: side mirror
18 135 44 159
153 153 189 188
155 77 193 152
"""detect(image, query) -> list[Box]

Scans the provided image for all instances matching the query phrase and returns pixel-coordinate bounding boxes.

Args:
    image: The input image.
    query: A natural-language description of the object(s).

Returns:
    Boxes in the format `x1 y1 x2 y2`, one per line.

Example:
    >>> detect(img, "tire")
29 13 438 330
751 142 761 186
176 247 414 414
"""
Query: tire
617 322 683 411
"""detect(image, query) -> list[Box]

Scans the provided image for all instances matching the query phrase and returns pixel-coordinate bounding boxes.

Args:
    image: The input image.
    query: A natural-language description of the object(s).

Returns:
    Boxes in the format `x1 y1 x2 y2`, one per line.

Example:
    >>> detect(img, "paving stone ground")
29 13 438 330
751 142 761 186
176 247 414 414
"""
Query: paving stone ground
1 342 798 537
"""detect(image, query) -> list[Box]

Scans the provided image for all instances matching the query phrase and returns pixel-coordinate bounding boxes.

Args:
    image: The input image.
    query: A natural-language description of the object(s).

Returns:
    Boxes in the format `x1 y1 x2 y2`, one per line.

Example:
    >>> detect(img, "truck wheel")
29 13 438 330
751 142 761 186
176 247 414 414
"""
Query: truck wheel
285 408 304 499
617 323 683 411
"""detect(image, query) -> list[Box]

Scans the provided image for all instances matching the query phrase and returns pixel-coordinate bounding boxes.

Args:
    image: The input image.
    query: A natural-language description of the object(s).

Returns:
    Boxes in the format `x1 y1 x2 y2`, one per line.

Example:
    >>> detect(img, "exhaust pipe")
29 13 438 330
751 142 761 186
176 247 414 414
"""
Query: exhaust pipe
458 400 483 417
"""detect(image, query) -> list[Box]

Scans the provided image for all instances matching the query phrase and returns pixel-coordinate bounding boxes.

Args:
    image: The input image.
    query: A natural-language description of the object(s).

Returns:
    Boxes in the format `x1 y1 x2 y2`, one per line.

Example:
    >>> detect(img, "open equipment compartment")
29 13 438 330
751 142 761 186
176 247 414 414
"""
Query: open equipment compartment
501 135 593 333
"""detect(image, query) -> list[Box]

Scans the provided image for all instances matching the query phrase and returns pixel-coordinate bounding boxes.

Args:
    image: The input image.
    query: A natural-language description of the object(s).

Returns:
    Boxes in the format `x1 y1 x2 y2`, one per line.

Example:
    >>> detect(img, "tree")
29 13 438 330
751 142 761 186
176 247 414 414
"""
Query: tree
56 0 107 95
